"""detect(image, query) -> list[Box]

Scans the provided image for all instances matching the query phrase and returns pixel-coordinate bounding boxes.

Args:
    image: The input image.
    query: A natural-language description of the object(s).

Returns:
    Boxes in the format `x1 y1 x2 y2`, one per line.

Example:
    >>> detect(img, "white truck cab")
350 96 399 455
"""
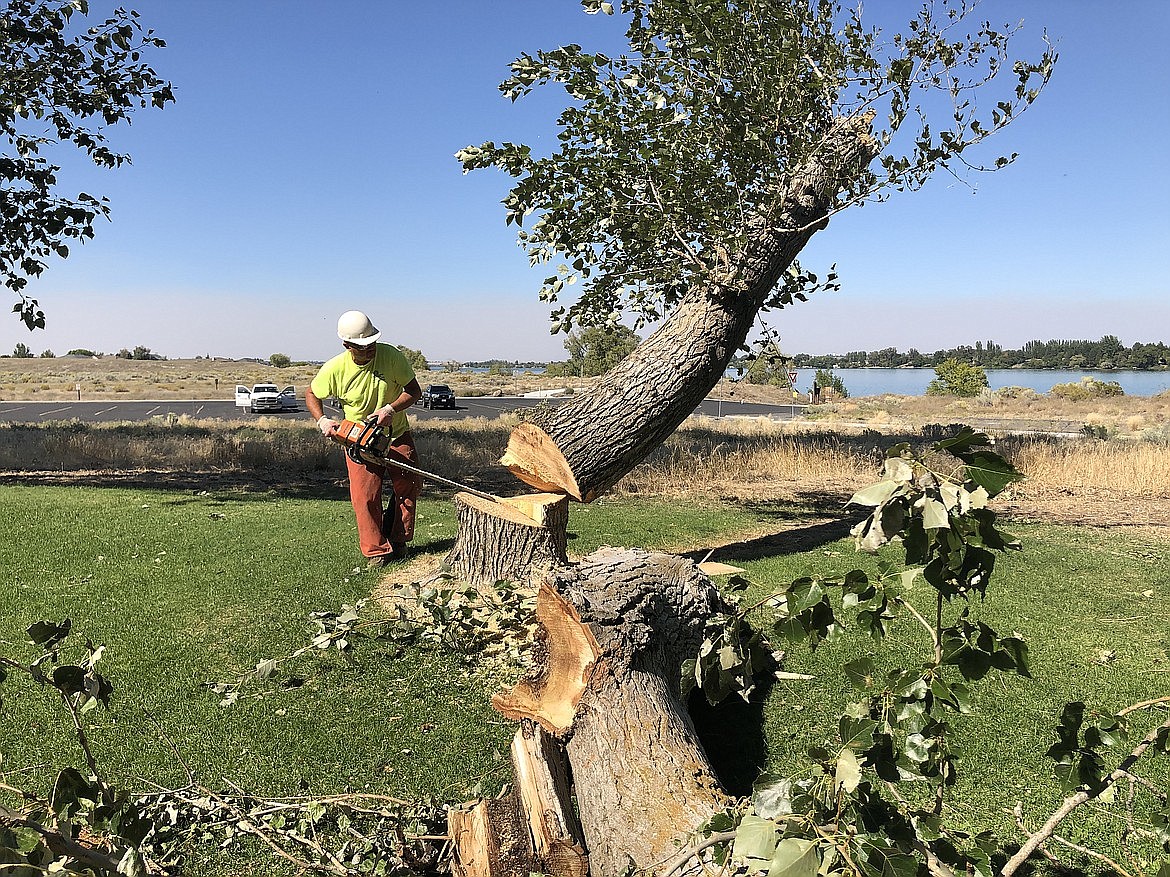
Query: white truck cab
235 384 298 414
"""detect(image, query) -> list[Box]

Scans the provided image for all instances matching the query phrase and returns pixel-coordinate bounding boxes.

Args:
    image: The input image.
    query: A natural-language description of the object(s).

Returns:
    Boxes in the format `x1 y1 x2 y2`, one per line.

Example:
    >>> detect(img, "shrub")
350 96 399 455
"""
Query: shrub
926 358 988 397
813 368 848 399
1050 376 1125 400
994 385 1039 400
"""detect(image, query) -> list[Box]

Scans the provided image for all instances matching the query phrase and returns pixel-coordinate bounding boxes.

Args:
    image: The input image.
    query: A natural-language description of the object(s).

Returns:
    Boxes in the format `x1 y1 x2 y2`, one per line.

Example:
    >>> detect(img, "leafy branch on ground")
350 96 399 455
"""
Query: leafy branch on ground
0 619 154 876
683 427 1169 877
136 784 448 877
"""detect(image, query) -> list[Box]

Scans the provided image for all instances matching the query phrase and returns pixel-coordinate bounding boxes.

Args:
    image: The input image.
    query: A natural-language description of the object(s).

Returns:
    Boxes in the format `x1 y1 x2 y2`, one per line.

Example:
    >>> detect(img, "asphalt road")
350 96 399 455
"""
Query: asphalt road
0 395 806 424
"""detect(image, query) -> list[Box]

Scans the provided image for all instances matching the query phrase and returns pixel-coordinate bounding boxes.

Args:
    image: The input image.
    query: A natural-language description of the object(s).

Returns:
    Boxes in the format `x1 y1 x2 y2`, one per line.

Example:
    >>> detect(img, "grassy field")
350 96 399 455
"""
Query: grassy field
1 480 1167 874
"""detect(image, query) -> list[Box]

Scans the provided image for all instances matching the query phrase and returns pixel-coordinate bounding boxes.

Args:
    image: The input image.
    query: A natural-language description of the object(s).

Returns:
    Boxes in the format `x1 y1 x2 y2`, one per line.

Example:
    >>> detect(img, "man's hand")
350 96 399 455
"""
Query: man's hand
369 405 394 428
317 415 339 436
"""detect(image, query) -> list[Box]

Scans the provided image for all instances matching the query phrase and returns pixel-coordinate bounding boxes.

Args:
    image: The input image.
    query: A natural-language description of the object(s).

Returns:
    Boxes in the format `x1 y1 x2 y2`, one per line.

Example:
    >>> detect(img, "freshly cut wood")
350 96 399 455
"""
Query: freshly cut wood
492 583 600 735
697 561 746 576
444 492 569 587
538 548 734 877
510 721 588 877
448 797 535 877
501 113 878 502
499 424 580 499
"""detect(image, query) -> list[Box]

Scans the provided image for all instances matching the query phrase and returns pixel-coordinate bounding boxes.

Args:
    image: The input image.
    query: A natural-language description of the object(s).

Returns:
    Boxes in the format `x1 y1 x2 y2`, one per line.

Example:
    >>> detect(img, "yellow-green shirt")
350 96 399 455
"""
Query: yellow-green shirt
310 344 415 437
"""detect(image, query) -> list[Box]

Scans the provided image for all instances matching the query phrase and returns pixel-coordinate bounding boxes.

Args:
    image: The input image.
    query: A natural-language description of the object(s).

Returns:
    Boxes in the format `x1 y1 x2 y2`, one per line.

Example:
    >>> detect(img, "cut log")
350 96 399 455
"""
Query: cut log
492 583 601 735
448 797 535 877
444 492 570 587
496 547 734 877
501 113 879 502
510 721 589 877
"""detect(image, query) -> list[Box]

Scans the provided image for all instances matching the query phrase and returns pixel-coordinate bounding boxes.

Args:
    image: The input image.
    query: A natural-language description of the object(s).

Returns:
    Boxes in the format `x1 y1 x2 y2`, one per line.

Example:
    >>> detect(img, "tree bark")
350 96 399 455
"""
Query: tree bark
495 547 734 877
501 113 878 501
444 492 569 587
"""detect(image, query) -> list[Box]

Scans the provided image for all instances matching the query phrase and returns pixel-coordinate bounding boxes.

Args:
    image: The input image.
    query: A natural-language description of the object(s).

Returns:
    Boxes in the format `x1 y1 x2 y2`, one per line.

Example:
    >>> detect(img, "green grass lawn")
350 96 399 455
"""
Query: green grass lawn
2 485 1167 874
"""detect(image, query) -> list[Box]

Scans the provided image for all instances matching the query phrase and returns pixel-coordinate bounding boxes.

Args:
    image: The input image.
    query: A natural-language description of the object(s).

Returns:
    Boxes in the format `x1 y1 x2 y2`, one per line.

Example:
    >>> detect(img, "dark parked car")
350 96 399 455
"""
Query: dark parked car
420 384 456 409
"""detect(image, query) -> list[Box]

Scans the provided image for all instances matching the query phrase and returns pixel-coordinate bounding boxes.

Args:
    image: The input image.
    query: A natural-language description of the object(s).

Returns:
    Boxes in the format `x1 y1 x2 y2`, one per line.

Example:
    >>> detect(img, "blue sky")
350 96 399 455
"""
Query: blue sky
8 1 1169 363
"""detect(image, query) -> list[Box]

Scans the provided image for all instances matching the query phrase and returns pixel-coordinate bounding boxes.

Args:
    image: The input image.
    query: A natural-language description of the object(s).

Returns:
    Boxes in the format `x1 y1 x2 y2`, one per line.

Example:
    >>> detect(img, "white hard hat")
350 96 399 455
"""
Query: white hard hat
337 310 381 346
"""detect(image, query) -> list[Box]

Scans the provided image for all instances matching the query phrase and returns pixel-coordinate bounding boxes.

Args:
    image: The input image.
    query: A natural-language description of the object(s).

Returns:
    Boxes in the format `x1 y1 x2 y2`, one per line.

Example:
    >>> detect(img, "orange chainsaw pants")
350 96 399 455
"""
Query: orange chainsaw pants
344 430 422 559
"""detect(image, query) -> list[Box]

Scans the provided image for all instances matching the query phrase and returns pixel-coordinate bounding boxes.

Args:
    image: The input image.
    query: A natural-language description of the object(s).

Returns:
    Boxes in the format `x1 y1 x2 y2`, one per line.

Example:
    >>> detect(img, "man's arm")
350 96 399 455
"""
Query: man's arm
371 378 422 428
305 387 337 435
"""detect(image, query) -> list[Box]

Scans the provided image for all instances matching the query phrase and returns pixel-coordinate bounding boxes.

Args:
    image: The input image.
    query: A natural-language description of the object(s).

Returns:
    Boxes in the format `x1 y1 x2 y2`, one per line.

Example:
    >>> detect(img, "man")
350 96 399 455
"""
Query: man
305 310 423 567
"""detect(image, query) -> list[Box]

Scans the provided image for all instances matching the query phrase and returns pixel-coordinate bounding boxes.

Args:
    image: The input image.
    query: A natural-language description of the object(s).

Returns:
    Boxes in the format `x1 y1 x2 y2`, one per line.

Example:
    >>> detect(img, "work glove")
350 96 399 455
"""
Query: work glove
317 416 338 436
368 405 393 429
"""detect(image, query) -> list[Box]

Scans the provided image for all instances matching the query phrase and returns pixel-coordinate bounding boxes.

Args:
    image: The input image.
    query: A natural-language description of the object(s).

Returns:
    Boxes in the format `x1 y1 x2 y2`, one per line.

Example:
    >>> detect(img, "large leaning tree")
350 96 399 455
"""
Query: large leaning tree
442 2 1056 875
459 0 1054 503
1 0 173 330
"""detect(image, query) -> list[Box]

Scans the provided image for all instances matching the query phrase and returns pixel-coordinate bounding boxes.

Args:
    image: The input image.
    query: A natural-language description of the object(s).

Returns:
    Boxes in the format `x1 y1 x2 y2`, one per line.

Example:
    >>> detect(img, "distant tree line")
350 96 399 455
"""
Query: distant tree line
791 336 1169 371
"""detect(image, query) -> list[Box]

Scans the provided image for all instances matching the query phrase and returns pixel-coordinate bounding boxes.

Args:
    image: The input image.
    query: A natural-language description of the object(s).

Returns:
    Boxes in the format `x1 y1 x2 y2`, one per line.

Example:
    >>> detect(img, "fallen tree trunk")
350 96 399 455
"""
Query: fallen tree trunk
501 113 878 502
494 547 733 877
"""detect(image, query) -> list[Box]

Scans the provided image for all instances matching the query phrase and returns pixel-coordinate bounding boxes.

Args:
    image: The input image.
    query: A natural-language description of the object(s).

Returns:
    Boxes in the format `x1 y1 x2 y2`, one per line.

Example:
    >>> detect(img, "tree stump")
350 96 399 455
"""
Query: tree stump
444 492 570 587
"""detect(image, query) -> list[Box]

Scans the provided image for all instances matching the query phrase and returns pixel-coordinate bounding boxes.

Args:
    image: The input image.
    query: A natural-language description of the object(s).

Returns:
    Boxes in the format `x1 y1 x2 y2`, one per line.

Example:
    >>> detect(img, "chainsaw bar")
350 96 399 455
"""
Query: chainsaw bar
330 418 501 503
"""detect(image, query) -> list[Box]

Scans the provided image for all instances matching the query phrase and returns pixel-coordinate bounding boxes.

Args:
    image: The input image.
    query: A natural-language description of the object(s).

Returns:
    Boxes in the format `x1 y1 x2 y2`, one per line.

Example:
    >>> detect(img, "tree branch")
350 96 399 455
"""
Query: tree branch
0 803 124 875
1000 711 1170 876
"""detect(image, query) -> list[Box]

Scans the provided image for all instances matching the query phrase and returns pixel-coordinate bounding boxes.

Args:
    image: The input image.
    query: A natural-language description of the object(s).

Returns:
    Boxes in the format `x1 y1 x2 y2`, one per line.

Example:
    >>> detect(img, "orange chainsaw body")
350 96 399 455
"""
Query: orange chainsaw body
330 419 390 459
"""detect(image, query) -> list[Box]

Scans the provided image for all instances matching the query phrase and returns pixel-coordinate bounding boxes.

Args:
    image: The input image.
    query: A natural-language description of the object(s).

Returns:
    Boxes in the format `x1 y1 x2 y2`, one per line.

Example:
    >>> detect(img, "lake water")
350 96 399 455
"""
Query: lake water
789 368 1170 398
433 365 1170 397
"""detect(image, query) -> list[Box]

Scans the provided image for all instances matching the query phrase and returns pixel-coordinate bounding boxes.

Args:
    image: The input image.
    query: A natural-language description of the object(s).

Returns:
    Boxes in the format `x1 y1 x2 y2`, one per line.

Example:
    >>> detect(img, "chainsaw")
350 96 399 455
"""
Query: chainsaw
329 417 500 503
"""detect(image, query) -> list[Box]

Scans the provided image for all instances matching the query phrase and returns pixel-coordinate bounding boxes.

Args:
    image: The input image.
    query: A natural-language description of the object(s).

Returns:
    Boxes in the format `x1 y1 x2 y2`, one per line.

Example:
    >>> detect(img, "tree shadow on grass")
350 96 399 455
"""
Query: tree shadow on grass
680 490 868 564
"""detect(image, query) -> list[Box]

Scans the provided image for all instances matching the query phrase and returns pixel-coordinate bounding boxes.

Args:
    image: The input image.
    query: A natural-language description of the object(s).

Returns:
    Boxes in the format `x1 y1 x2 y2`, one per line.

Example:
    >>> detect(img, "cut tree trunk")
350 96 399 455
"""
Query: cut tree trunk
448 114 878 877
444 492 569 587
501 113 878 502
494 547 734 877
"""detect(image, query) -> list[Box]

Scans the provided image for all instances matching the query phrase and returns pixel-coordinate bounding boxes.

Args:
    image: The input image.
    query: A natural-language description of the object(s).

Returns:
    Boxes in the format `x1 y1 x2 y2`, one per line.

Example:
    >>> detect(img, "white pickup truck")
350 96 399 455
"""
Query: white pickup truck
235 384 298 414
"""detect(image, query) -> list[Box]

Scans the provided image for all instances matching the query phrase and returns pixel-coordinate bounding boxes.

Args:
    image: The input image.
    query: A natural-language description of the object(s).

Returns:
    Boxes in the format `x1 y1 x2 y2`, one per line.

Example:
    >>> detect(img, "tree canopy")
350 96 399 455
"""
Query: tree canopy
459 0 1055 336
926 356 988 396
559 323 640 376
1 0 173 330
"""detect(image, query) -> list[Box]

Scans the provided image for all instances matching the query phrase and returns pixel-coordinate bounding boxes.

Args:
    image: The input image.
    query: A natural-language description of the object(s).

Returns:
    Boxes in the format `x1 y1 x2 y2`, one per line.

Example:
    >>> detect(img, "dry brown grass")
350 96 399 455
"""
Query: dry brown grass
0 357 588 402
1003 437 1170 496
799 386 1170 440
4 393 1169 530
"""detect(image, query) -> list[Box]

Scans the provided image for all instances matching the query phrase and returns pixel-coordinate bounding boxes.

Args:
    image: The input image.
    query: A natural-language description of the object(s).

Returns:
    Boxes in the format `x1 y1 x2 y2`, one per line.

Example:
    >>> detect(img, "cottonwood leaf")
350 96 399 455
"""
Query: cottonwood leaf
766 838 818 877
848 480 899 507
751 773 794 820
835 747 861 793
733 814 780 868
921 497 949 530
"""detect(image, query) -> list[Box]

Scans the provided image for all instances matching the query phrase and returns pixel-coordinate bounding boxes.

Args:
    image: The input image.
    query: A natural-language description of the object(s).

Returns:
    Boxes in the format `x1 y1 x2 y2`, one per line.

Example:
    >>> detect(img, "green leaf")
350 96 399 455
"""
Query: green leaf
752 773 794 820
848 479 900 507
961 449 1023 497
835 747 861 793
51 665 87 695
50 766 97 818
843 658 876 690
27 618 71 648
118 845 147 877
766 838 818 877
840 715 877 750
733 814 780 867
920 497 949 530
